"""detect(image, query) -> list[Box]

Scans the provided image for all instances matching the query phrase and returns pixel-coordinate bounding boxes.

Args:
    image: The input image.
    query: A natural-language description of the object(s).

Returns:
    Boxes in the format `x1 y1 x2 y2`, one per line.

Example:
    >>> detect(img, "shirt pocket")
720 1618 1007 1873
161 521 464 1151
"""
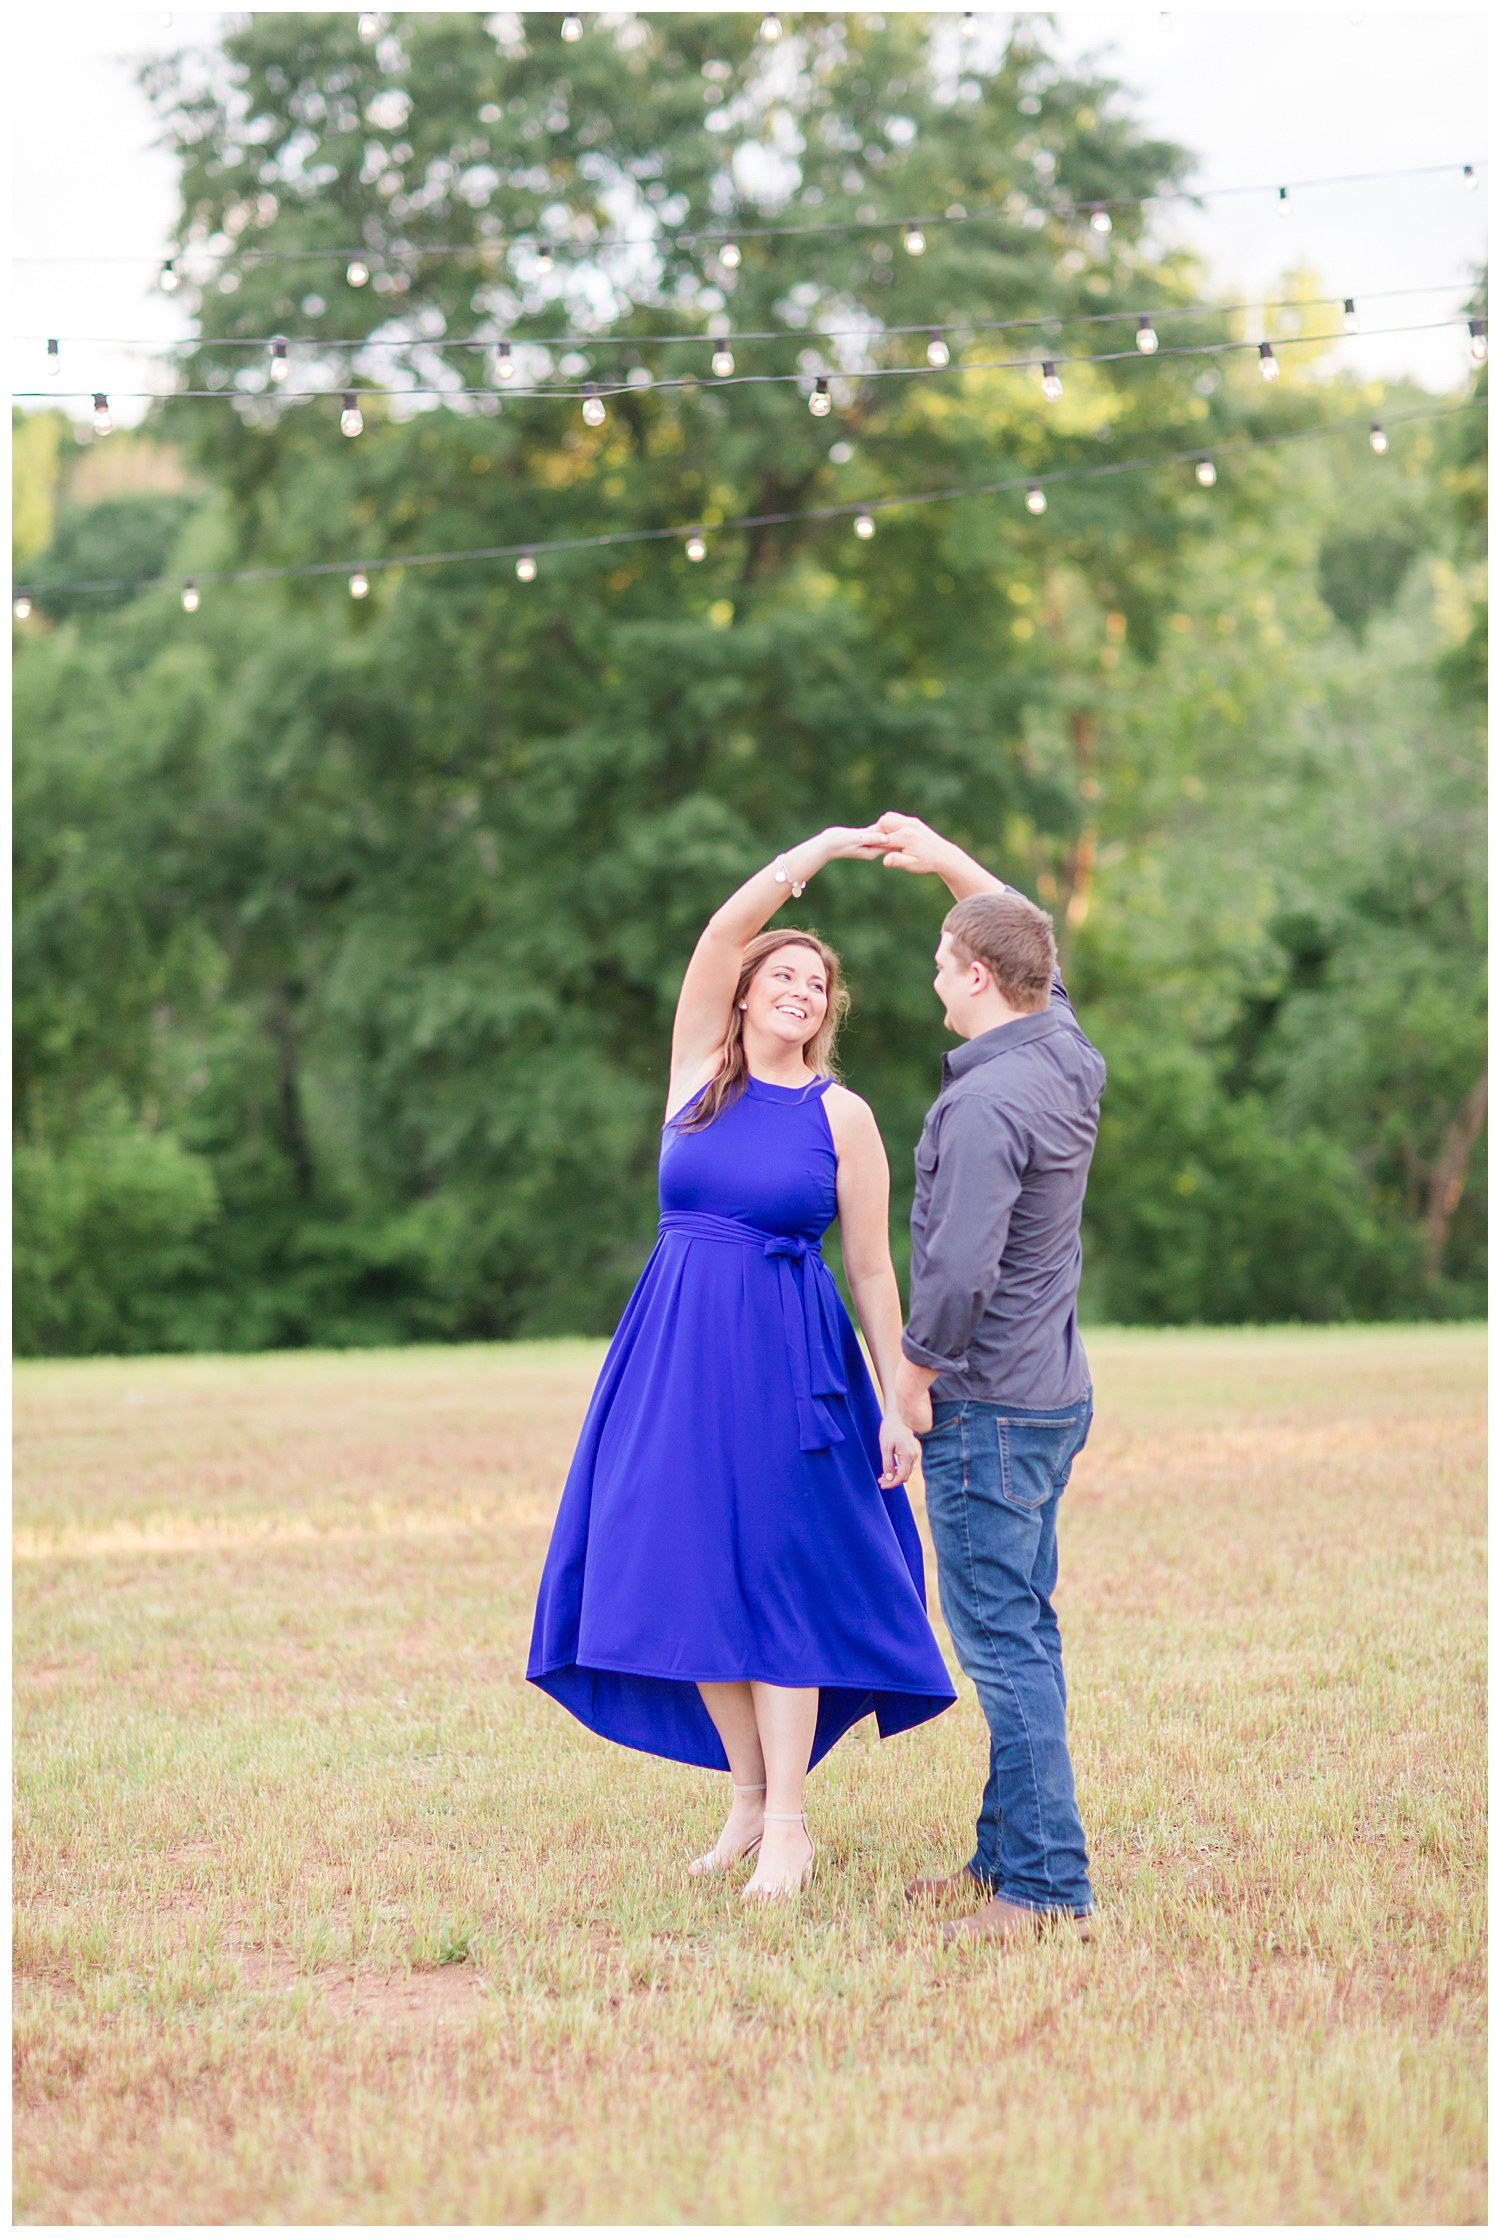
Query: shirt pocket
993 1412 1086 1513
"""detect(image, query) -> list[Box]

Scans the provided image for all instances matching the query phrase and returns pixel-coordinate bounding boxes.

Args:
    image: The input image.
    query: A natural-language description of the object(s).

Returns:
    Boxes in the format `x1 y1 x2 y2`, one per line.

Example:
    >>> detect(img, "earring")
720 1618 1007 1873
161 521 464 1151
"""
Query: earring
738 1001 747 1010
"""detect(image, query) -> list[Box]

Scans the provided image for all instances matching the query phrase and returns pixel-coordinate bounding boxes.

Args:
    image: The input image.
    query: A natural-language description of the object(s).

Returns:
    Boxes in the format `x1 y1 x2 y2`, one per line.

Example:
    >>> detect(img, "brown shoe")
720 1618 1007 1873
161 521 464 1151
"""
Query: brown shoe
904 1866 985 1907
942 1896 1091 1948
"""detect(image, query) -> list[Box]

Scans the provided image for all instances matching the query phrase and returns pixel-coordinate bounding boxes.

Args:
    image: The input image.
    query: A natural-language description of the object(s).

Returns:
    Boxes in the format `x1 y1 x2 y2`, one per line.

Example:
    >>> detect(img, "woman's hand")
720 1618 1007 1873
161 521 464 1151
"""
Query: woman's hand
812 824 889 866
877 1412 922 1490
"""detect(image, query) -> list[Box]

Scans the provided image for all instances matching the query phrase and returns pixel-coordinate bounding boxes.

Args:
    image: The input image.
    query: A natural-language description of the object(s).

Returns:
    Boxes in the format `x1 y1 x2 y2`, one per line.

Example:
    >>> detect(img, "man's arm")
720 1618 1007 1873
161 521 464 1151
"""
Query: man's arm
897 1094 1027 1429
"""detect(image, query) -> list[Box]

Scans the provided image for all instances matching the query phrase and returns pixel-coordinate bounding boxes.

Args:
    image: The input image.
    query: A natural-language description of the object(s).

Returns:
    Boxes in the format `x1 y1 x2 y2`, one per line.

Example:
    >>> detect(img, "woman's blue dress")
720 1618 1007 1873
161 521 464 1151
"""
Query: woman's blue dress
527 1074 957 1770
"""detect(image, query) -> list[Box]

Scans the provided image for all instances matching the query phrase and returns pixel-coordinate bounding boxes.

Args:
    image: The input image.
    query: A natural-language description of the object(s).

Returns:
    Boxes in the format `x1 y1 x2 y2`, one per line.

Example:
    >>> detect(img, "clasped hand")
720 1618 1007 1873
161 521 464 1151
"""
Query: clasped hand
819 812 952 877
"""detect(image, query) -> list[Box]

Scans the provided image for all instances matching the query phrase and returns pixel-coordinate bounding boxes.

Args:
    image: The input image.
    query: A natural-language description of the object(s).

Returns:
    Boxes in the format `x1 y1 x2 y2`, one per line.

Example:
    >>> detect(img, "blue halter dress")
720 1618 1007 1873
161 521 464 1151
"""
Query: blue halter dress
527 1073 957 1770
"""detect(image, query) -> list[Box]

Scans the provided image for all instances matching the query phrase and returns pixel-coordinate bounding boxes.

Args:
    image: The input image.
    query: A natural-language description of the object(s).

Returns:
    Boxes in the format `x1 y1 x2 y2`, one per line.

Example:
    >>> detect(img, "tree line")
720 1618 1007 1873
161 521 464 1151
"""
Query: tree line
13 12 1486 1354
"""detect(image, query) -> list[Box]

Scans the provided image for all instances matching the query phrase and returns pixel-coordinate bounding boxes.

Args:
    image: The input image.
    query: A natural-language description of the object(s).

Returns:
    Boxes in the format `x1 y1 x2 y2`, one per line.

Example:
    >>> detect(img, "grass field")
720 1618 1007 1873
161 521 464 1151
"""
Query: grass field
13 1325 1486 2225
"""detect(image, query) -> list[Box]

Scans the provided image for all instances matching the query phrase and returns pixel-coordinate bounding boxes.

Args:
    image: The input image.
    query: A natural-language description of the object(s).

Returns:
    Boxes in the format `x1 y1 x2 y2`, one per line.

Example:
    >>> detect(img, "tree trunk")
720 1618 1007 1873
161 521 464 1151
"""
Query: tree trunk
1424 1068 1487 1279
267 990 316 1202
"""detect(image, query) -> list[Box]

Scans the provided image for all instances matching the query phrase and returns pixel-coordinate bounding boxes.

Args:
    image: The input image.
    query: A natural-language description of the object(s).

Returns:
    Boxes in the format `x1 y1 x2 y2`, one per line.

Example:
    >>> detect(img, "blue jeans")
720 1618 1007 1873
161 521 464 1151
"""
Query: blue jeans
919 1395 1094 1918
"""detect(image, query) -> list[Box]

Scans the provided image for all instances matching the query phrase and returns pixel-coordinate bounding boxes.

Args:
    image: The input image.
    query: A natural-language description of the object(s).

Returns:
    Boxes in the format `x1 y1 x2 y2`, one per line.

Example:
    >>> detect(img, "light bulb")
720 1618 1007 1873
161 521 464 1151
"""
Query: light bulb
496 340 514 380
1194 457 1217 487
760 11 782 38
358 11 380 37
1041 360 1063 401
1468 319 1487 362
926 331 950 367
712 346 735 378
181 581 200 612
46 338 59 376
270 337 289 382
350 570 370 598
561 13 582 38
1089 207 1112 235
1463 164 1477 190
902 224 926 256
1258 341 1279 381
341 391 364 436
347 258 370 287
853 512 875 539
809 376 831 416
92 392 112 435
685 533 707 562
1368 423 1388 455
961 9 977 35
14 596 33 620
516 553 537 582
1276 185 1290 217
160 258 180 293
1135 316 1158 354
582 382 606 426
1025 484 1047 514
1343 298 1358 333
534 249 554 276
719 241 741 270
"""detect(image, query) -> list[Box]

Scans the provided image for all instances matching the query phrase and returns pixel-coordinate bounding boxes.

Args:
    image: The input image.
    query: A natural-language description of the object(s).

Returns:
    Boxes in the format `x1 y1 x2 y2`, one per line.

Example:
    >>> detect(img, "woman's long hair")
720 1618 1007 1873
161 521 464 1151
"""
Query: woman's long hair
673 929 851 1132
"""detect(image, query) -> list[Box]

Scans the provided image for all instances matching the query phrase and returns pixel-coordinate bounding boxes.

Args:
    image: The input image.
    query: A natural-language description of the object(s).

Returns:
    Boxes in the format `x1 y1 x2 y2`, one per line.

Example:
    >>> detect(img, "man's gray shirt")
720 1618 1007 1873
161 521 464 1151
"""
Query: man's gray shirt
902 973 1105 1409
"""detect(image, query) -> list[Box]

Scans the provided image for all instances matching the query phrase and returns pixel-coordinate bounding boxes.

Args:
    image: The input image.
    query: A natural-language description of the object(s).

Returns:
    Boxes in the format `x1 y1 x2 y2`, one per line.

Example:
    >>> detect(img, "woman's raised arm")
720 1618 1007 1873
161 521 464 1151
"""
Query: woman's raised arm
668 825 882 1103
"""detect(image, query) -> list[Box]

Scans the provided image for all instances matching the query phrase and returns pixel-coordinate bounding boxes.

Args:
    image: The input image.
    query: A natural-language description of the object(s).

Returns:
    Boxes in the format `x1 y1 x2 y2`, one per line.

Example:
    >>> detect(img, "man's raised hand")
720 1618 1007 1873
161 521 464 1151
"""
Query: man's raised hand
873 811 952 877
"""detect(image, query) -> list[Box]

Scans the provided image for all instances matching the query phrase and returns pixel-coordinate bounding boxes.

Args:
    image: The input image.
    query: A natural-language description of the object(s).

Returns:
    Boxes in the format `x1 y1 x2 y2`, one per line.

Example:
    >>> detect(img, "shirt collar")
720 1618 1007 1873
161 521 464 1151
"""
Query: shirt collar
941 1008 1064 1084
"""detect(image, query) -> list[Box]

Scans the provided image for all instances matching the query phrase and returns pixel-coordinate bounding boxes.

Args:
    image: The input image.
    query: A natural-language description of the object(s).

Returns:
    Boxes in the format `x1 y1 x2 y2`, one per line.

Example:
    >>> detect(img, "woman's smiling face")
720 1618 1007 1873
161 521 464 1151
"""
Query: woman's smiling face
742 943 830 1053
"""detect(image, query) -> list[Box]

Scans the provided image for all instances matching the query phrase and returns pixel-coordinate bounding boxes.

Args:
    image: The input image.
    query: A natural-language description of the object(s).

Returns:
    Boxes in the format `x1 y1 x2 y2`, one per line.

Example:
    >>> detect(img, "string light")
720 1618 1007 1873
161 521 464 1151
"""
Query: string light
759 12 782 38
719 242 742 270
1025 484 1047 514
495 341 514 380
1368 423 1388 454
357 11 380 37
1343 298 1359 332
961 10 977 35
1463 164 1477 189
270 337 289 382
903 224 926 255
1194 457 1217 486
340 391 364 436
159 258 179 293
1258 341 1279 381
560 13 583 39
346 259 370 288
180 581 200 611
46 338 59 377
712 346 735 378
1277 186 1290 217
1135 317 1159 354
853 512 875 538
582 382 606 426
92 392 112 435
349 569 370 597
684 533 707 561
926 331 950 367
1041 360 1063 400
14 596 32 620
809 376 831 416
534 249 555 276
1089 207 1112 235
1468 319 1487 362
15 400 1479 613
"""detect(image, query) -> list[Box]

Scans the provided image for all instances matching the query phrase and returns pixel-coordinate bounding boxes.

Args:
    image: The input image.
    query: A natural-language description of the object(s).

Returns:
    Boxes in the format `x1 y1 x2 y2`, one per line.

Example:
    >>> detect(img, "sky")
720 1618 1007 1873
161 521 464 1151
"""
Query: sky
10 8 1490 429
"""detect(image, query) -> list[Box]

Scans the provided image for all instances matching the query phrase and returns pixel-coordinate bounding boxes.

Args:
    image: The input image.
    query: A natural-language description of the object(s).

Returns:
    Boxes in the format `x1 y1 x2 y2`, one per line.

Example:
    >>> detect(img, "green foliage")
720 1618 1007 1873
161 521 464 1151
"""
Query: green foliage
11 14 1487 1353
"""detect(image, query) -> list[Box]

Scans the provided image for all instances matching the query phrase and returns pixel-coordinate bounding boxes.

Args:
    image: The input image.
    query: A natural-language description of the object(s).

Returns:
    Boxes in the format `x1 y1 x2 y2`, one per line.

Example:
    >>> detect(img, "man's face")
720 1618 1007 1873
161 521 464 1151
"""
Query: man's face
932 931 976 1034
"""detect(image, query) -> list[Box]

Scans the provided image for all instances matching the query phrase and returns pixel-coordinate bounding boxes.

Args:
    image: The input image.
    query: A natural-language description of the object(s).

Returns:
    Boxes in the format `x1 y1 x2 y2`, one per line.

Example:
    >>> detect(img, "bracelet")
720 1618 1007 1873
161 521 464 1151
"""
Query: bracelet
772 852 807 898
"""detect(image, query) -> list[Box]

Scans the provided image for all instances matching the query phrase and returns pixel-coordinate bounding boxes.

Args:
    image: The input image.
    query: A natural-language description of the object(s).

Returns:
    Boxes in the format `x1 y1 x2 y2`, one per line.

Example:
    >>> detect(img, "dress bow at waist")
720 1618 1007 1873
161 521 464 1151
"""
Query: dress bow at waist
656 1210 847 1451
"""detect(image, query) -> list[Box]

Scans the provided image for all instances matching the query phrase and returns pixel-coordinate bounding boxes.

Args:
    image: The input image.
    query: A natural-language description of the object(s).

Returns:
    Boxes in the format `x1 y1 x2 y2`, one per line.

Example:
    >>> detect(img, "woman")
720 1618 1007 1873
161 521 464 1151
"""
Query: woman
527 826 955 1898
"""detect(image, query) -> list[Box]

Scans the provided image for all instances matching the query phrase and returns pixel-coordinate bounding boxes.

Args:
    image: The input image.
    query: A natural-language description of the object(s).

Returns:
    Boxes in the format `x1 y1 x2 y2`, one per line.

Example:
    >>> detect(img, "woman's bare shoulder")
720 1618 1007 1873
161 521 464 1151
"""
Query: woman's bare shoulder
821 1082 881 1145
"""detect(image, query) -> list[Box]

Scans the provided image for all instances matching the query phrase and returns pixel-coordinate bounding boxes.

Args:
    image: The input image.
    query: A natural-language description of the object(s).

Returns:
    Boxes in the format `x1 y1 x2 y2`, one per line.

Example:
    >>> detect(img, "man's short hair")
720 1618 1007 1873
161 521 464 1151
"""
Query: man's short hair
943 890 1057 1013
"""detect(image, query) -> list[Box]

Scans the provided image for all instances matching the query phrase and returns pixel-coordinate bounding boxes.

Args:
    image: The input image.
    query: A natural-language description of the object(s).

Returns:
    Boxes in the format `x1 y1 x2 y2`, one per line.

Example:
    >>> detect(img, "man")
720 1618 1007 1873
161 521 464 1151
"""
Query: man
877 811 1105 1947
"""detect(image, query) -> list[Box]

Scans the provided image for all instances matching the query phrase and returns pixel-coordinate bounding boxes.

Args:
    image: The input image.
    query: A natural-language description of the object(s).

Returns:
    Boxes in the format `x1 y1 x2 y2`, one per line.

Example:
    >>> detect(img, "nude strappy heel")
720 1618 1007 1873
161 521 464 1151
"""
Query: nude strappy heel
742 1809 816 1900
688 1782 766 1876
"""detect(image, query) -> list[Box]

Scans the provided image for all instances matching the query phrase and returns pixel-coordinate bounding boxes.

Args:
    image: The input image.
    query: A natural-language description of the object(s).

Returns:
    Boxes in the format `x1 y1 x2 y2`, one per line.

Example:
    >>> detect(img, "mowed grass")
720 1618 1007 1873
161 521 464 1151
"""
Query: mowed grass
13 1325 1485 2225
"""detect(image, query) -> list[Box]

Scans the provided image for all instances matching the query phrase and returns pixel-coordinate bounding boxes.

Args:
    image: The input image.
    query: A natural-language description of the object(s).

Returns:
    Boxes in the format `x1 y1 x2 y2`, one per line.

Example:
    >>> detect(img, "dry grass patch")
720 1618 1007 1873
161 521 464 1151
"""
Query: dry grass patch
14 1326 1486 2223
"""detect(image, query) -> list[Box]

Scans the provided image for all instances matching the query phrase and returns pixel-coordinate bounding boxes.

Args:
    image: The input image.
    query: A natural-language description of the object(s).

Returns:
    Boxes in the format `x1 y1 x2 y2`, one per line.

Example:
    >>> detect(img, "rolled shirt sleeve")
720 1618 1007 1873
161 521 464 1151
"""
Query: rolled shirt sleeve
902 1093 1029 1376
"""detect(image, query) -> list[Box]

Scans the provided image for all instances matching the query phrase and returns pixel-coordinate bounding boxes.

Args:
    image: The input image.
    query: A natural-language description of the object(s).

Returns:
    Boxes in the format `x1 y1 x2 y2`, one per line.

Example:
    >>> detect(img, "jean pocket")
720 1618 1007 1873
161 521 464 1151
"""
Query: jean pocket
994 1411 1087 1513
